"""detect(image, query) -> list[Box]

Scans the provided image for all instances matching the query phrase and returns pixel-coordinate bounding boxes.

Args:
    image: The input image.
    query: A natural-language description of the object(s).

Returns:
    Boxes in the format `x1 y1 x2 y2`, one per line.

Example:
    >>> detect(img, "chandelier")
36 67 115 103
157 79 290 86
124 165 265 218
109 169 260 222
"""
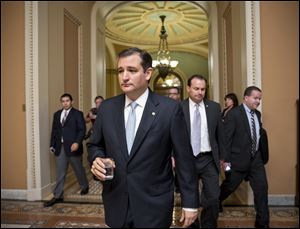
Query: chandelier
152 15 178 79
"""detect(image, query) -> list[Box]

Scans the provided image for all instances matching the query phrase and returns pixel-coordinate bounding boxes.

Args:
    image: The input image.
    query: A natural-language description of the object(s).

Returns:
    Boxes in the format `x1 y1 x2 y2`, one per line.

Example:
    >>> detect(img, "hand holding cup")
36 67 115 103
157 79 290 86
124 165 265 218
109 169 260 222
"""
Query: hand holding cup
91 157 115 181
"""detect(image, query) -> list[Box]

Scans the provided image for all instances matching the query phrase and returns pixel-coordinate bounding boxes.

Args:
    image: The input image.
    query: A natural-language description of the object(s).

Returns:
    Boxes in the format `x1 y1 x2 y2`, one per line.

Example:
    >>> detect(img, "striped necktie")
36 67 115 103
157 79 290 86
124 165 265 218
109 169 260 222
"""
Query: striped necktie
62 110 68 126
250 110 257 156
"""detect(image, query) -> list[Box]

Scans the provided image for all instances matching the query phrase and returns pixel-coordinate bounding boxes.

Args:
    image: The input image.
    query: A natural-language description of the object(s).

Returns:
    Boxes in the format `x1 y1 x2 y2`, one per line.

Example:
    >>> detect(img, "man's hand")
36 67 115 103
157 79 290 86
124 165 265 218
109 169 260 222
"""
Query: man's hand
179 209 198 228
71 143 79 152
91 157 116 181
220 159 225 170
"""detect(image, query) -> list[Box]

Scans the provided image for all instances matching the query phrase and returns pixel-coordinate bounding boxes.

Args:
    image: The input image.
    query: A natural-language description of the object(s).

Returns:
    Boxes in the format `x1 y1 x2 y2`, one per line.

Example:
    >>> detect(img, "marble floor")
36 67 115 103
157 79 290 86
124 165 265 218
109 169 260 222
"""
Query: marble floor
1 198 299 228
2 177 299 228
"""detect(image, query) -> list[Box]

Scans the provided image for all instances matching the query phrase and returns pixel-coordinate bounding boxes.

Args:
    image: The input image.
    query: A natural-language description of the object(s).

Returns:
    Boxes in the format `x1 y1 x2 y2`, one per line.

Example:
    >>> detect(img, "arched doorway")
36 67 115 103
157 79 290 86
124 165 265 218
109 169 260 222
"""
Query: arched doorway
91 1 219 103
153 72 184 100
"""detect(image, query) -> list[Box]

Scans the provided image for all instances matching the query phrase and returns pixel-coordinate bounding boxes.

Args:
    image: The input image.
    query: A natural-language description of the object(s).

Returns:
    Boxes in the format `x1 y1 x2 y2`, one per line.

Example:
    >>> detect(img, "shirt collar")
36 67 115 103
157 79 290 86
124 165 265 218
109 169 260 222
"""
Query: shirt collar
189 98 204 108
125 88 149 109
243 103 252 114
63 107 72 113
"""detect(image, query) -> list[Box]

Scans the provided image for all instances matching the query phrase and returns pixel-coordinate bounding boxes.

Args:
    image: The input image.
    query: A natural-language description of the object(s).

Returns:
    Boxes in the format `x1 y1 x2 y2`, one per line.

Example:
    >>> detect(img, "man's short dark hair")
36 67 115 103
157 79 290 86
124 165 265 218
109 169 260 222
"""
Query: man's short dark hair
94 95 104 102
187 74 208 87
60 93 73 101
244 86 262 97
117 47 152 72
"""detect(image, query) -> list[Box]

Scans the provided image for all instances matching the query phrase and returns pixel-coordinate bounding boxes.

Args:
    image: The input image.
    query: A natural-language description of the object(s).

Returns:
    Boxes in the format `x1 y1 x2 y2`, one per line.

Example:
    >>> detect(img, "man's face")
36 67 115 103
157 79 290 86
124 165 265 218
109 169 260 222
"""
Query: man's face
168 88 180 101
117 54 152 99
61 97 72 110
187 78 206 104
244 90 262 110
95 98 103 108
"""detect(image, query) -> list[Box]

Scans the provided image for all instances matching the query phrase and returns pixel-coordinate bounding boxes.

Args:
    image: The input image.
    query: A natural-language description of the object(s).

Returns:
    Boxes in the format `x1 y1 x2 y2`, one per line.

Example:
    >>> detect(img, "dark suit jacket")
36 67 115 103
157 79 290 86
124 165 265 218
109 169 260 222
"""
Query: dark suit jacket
50 108 86 157
222 104 264 171
259 127 269 164
87 91 199 228
181 98 223 172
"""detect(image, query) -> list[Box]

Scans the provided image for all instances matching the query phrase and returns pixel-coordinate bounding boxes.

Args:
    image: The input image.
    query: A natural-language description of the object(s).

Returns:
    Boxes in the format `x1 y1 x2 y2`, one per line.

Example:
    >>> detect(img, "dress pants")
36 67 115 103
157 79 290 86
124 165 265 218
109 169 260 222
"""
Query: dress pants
54 145 89 198
190 153 219 228
219 151 269 227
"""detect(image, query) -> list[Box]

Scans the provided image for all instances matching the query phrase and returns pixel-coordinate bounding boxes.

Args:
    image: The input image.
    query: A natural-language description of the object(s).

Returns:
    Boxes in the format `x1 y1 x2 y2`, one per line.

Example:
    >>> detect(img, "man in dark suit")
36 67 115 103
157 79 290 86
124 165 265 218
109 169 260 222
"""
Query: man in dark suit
87 47 199 228
219 86 269 228
181 75 223 228
44 93 89 207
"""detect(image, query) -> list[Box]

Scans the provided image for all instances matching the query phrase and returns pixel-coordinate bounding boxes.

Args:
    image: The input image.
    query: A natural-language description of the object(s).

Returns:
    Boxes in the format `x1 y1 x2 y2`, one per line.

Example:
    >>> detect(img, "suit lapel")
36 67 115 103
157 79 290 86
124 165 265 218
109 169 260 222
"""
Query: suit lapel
58 109 63 127
203 99 211 138
61 108 73 127
113 95 129 161
182 99 191 137
128 92 160 161
240 105 252 139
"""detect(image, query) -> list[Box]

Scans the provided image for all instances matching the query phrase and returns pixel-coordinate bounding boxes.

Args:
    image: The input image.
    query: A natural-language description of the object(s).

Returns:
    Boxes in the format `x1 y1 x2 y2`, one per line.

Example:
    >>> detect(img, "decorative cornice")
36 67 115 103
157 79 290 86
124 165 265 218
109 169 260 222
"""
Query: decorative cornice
250 2 257 85
245 1 261 89
64 9 81 26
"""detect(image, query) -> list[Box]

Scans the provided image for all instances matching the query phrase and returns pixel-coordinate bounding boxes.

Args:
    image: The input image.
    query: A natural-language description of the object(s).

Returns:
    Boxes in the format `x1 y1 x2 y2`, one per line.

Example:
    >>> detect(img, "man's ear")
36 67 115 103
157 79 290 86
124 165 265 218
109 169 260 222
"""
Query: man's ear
145 67 153 81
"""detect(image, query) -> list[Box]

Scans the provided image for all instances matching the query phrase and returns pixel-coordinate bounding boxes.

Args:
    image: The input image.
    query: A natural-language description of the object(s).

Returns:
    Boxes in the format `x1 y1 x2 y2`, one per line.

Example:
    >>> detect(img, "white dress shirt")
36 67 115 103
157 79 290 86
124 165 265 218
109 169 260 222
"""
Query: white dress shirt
243 103 260 151
124 88 149 135
189 98 212 152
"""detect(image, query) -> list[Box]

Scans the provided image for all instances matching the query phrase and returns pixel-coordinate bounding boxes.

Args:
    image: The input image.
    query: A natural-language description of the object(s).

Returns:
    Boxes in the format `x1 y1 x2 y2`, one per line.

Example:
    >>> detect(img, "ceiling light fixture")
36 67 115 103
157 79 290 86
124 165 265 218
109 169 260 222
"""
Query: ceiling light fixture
152 15 178 79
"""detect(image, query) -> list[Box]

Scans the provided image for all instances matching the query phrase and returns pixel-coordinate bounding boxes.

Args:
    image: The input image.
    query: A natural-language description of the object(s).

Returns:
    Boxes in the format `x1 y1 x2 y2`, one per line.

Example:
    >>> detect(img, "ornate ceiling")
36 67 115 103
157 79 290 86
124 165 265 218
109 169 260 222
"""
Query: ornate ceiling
105 1 208 57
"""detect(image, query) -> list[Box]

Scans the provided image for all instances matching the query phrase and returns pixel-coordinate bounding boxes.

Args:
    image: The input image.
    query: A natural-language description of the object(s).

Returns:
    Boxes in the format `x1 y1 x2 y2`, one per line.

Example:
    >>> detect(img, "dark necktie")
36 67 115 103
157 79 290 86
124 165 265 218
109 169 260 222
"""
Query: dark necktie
191 103 201 156
126 102 138 154
62 110 68 126
250 110 257 156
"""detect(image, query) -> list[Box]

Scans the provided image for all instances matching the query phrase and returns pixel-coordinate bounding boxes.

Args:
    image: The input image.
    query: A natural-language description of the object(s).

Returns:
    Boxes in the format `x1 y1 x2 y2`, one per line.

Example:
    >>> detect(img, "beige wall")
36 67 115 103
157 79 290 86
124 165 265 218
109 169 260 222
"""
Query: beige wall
217 1 299 201
260 1 299 195
48 1 94 186
1 1 94 195
1 2 27 189
48 1 94 121
64 15 79 108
